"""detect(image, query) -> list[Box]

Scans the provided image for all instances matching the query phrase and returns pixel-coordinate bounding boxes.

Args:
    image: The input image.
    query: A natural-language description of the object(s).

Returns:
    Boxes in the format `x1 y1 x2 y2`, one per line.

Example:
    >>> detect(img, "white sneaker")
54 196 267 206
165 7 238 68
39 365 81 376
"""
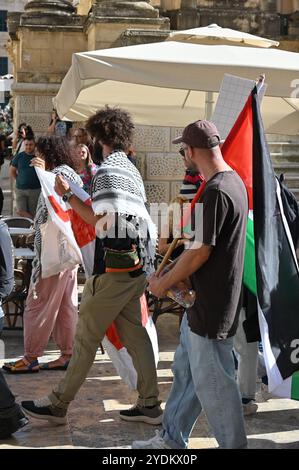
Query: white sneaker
132 430 171 449
242 401 258 416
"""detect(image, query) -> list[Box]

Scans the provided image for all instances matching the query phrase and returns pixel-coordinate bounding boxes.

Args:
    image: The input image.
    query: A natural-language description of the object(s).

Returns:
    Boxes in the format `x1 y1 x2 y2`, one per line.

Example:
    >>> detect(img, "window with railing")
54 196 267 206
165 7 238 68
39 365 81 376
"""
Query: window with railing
0 10 7 32
0 57 8 76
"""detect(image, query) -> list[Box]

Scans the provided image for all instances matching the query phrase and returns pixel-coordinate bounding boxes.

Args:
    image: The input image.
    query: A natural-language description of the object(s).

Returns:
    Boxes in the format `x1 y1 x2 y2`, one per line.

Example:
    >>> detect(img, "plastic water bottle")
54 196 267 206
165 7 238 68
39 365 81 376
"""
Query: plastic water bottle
166 285 196 309
157 264 196 308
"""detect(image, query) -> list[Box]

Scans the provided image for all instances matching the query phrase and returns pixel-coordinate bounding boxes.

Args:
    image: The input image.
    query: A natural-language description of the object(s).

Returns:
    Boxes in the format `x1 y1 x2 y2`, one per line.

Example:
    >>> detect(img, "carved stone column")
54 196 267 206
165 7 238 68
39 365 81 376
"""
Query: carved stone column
7 0 86 133
86 0 169 50
93 0 159 18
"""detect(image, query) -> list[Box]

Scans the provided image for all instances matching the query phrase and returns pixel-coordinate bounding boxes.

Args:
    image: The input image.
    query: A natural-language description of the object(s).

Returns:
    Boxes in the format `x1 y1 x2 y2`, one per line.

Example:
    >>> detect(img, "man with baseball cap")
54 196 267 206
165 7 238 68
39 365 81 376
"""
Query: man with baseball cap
173 119 221 149
132 120 248 449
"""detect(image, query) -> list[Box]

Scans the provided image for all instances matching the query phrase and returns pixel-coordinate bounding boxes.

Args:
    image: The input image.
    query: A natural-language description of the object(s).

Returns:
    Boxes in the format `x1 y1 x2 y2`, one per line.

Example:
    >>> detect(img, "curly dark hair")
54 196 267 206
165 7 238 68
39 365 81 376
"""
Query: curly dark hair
36 135 78 171
86 106 134 152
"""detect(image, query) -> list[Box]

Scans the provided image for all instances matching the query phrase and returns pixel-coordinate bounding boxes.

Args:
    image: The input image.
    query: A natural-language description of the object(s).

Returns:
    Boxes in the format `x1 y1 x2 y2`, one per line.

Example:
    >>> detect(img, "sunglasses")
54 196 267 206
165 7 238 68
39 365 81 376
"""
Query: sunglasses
179 147 187 157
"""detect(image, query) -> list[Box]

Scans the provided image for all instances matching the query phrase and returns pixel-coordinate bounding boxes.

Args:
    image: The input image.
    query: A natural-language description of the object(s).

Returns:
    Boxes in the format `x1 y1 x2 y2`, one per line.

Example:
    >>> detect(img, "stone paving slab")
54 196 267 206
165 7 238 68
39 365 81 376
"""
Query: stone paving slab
1 314 299 449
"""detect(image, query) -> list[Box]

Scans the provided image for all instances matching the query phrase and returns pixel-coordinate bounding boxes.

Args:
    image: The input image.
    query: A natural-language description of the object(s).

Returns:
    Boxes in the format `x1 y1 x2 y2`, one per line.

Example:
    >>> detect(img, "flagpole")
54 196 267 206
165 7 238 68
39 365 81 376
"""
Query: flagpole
256 73 265 94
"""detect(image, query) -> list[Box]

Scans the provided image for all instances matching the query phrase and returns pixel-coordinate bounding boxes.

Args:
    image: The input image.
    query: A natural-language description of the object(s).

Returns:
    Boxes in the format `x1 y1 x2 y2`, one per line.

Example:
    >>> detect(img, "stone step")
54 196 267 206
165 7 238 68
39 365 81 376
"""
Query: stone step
267 135 299 143
273 163 299 175
283 176 299 189
268 143 299 155
271 153 299 163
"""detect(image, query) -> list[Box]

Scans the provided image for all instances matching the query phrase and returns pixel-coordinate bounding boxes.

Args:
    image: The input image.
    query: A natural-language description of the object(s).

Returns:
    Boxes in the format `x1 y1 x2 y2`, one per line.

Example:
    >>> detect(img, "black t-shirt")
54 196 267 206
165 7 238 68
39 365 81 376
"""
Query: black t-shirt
187 171 248 339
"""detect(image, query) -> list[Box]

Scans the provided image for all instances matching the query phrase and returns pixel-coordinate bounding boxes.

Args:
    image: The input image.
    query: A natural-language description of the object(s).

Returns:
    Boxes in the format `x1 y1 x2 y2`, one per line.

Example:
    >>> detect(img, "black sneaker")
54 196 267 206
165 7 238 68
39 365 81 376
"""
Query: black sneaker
21 397 67 425
120 403 163 425
0 404 29 439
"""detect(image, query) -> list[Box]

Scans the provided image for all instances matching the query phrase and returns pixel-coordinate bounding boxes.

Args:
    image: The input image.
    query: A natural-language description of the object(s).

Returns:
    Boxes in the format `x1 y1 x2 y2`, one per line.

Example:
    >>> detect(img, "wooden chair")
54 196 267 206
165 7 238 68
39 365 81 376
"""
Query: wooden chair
2 269 27 329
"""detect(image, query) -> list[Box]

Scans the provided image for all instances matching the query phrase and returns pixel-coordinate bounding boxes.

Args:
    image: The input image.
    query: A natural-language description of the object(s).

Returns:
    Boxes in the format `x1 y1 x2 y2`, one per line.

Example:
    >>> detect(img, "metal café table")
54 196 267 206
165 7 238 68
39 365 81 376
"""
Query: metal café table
14 247 36 260
8 227 35 236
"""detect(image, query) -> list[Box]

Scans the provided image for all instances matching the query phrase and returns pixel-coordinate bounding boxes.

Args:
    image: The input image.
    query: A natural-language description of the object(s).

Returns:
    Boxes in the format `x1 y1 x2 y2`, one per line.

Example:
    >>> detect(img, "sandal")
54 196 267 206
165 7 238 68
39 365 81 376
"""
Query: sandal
2 358 39 374
40 359 70 371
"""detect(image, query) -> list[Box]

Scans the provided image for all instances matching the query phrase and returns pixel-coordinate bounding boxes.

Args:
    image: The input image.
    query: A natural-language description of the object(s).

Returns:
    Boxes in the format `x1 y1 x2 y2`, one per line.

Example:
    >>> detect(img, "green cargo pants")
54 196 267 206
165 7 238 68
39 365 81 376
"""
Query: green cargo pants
49 272 159 409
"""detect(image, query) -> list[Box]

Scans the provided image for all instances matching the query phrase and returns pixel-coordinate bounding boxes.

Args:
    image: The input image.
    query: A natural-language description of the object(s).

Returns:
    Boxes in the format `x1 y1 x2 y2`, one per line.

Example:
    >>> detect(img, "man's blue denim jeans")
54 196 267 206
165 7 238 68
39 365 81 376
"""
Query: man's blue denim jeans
162 314 247 449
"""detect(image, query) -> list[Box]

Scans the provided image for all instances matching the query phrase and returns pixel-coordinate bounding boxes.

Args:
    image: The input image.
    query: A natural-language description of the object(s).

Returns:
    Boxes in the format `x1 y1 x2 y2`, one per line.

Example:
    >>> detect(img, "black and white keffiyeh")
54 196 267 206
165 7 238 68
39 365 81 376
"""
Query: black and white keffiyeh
91 151 157 275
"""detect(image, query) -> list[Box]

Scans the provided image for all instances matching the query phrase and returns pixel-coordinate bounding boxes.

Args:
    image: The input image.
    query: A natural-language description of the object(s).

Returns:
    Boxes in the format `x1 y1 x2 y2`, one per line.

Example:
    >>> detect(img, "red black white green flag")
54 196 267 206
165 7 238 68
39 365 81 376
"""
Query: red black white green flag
221 88 299 399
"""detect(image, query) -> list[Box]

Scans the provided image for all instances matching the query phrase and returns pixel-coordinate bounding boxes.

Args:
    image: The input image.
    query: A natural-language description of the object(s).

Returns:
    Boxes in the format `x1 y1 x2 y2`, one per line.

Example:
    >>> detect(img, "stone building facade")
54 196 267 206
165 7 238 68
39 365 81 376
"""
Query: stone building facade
4 0 299 208
0 0 27 75
153 0 299 40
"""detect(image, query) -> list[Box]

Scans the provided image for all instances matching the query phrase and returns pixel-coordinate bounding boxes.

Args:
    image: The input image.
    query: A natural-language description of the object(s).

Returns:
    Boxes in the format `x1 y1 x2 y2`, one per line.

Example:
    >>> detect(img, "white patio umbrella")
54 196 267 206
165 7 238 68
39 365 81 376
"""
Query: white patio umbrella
54 41 299 135
167 23 280 48
167 24 280 120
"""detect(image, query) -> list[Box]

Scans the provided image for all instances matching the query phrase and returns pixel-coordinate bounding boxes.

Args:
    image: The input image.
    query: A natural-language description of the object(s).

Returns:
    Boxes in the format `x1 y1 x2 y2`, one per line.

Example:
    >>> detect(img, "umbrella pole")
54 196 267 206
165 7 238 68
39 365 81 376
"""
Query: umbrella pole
204 91 215 120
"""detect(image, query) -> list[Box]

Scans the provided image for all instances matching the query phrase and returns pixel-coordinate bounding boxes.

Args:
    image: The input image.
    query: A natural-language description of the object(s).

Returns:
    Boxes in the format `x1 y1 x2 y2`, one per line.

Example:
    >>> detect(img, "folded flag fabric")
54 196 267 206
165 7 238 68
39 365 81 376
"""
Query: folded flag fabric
102 293 159 390
68 181 96 278
36 168 159 390
35 168 83 277
252 90 299 400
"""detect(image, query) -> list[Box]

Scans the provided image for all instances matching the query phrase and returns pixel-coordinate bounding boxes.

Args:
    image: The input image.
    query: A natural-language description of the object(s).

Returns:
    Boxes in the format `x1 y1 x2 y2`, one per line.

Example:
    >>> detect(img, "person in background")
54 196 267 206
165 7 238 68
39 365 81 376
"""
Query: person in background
73 128 94 155
0 219 14 336
0 219 29 438
9 137 40 220
0 132 6 157
91 140 103 166
127 146 137 166
179 146 204 202
76 144 98 194
12 123 34 157
0 370 29 439
0 151 4 215
48 109 73 138
234 286 259 416
73 128 89 146
0 187 3 215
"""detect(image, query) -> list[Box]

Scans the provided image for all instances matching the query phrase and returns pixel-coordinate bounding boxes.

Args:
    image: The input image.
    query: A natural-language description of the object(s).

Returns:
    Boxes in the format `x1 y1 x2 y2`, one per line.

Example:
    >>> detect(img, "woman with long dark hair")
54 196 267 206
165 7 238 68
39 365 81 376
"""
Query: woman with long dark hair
12 123 34 156
3 135 82 373
76 144 98 194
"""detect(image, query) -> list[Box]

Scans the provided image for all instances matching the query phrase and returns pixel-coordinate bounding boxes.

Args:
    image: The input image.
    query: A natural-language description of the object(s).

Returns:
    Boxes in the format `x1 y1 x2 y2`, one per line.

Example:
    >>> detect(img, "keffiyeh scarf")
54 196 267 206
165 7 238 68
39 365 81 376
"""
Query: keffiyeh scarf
91 151 157 275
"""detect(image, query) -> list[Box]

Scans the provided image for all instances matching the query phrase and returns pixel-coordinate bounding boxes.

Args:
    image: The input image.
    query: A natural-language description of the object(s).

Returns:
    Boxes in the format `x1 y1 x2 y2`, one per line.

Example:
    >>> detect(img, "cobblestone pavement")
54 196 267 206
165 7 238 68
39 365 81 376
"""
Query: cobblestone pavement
1 313 299 449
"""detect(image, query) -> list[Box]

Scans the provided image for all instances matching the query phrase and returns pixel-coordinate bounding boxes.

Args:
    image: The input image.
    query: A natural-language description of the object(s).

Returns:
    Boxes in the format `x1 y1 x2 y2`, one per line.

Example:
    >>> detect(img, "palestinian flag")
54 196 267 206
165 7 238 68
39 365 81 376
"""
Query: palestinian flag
221 91 257 297
252 90 299 400
219 89 299 400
